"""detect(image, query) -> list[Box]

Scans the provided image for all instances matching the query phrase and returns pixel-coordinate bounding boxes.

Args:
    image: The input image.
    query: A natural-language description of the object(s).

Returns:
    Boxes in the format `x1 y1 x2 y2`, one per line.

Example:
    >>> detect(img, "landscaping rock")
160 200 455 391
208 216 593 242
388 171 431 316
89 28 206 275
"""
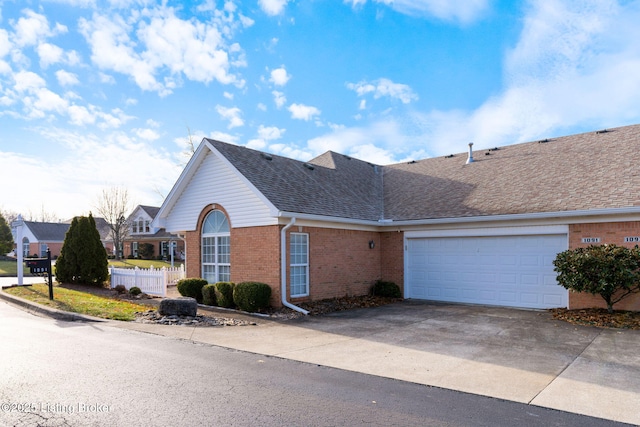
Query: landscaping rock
159 297 198 317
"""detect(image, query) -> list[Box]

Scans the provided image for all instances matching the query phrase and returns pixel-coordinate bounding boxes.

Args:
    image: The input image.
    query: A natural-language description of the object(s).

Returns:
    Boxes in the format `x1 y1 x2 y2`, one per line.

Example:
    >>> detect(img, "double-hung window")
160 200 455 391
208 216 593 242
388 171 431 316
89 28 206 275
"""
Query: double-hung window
202 210 231 283
290 233 309 297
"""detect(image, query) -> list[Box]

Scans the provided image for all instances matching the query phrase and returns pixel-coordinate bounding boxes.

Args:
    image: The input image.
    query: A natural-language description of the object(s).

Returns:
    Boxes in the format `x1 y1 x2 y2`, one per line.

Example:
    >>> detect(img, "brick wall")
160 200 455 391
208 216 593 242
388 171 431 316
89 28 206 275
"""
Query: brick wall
289 226 382 303
380 231 404 294
232 225 281 305
568 221 640 311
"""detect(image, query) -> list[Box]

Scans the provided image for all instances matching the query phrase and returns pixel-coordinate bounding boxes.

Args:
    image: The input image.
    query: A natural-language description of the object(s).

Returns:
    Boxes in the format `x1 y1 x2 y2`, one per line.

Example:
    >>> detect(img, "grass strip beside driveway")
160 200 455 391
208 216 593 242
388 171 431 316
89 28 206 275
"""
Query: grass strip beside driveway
3 284 151 321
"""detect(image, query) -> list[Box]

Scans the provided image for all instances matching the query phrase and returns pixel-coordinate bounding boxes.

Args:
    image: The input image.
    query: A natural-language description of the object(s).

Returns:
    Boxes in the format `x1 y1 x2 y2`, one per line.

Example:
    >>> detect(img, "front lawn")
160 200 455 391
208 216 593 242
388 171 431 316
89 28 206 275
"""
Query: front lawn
0 260 33 277
108 259 183 269
3 284 151 321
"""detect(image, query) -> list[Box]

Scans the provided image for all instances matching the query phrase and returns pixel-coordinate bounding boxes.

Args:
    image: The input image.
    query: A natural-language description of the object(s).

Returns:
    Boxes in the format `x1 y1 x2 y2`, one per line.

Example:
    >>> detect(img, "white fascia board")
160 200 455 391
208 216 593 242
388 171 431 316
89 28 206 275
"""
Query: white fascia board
276 206 640 232
277 211 381 228
153 140 211 229
206 141 281 217
389 206 640 228
405 225 568 239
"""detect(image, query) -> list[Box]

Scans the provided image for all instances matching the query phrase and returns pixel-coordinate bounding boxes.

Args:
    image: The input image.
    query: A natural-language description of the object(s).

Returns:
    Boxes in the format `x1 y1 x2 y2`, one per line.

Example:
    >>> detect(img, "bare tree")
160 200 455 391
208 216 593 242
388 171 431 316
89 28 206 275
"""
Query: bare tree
94 186 132 260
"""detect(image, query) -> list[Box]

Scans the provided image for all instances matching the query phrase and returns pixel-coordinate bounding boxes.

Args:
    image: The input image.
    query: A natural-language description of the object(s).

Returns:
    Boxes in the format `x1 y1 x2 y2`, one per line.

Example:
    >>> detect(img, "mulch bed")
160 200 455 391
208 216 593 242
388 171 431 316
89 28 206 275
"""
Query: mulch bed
550 308 640 329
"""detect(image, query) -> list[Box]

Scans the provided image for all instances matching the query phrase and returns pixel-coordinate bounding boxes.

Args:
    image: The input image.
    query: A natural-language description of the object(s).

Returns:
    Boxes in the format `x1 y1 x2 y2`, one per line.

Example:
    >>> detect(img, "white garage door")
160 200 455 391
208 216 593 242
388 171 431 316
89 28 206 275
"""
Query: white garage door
406 234 567 309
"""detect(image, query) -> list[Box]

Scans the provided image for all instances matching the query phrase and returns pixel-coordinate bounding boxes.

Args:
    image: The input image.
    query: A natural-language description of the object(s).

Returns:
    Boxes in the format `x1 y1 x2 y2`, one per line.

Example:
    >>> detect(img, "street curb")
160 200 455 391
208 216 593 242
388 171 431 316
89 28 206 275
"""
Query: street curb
0 287 108 323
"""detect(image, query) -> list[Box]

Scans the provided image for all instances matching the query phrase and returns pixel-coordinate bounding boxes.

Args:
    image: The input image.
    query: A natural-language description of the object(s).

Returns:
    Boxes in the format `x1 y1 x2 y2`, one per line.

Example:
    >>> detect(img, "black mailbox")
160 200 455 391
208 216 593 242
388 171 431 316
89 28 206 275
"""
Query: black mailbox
25 258 49 274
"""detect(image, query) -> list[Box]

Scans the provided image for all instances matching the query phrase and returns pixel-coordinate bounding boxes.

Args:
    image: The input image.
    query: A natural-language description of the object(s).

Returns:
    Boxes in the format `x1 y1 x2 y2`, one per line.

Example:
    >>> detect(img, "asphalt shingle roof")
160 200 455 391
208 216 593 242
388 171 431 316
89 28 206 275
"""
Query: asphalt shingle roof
206 124 640 222
25 222 69 241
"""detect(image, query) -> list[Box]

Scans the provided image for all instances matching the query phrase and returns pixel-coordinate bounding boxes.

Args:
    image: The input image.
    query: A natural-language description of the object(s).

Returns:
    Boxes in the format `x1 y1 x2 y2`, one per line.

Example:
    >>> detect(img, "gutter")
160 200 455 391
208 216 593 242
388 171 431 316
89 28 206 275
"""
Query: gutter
280 217 309 315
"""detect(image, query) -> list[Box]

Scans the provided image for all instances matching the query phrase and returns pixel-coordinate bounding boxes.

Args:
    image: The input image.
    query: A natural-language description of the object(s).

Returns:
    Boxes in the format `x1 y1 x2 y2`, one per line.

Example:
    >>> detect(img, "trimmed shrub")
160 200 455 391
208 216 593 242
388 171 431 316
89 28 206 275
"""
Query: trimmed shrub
233 282 271 312
214 282 235 308
114 284 127 294
176 278 208 303
553 244 640 313
372 280 401 298
202 284 217 306
129 286 142 296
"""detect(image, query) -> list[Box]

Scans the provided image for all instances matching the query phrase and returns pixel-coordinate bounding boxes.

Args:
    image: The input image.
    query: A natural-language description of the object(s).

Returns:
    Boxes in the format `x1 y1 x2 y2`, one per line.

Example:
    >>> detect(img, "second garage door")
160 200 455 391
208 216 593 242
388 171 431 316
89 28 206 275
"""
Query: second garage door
406 234 567 309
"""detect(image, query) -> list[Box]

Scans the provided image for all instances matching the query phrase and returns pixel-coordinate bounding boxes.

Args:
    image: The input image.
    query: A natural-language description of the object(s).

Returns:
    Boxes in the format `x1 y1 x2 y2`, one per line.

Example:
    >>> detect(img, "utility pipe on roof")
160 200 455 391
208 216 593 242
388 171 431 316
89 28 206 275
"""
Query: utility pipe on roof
281 217 309 315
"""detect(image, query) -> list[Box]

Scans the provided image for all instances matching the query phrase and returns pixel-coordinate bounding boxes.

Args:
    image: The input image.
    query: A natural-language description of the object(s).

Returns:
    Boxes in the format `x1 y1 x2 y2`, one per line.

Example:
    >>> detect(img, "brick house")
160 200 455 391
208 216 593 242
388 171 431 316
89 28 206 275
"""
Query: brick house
122 205 184 261
154 124 640 311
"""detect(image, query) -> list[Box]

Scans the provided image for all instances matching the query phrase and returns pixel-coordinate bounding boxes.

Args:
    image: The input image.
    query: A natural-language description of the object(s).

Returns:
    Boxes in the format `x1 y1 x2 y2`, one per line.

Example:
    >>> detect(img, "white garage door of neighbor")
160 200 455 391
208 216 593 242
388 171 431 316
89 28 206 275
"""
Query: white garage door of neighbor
406 234 568 309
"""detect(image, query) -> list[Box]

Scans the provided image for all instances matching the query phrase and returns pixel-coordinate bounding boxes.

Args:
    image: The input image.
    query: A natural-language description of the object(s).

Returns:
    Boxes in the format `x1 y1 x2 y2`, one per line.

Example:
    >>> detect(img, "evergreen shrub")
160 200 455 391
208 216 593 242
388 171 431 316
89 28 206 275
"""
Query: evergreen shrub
176 278 208 303
233 282 271 312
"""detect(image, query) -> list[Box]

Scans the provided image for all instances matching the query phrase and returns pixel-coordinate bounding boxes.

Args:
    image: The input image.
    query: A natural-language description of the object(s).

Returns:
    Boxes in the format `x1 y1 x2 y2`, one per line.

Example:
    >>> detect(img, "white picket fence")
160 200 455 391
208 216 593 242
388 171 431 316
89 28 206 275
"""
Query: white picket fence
109 265 185 297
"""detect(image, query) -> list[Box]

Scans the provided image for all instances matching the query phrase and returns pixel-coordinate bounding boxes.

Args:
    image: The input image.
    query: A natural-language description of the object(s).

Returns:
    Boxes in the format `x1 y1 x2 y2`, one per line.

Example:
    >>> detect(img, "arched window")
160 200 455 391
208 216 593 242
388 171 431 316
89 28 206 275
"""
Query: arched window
201 210 230 283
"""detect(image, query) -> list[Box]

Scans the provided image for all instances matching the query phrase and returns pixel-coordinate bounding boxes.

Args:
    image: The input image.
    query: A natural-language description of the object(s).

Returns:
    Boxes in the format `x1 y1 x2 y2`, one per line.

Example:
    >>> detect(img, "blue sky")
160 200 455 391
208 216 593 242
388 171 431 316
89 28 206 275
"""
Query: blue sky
2 0 640 220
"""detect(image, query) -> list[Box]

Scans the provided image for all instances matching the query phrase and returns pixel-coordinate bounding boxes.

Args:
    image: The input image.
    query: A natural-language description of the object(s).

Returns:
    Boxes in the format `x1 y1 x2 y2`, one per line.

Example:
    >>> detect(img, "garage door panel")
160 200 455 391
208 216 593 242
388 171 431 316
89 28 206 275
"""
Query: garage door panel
407 234 567 309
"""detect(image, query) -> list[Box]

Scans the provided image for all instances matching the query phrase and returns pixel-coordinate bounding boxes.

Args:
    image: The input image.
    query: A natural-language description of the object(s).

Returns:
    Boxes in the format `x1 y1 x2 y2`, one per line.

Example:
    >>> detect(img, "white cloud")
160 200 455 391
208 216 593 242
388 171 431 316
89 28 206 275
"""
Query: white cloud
346 0 490 24
0 29 11 58
270 67 290 86
55 69 79 86
216 105 244 128
223 91 234 99
78 4 247 96
272 90 286 108
259 0 289 16
134 127 161 141
257 102 267 111
12 10 66 47
257 125 285 140
36 43 63 68
347 78 418 104
288 103 321 121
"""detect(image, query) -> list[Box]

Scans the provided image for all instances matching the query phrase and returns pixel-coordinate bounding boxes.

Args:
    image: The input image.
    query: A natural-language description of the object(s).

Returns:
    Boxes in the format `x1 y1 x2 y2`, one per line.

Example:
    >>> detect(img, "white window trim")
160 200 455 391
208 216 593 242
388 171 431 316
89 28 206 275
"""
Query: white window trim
201 210 231 283
290 232 309 298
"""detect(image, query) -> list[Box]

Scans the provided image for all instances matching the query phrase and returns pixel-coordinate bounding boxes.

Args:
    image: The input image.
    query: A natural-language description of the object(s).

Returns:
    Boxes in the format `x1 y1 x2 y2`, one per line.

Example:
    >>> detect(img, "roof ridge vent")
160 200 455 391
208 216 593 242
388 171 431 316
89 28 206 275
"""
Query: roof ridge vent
444 154 454 158
538 139 549 143
488 147 500 151
303 162 315 170
261 153 273 160
595 129 609 134
407 160 416 164
466 142 474 164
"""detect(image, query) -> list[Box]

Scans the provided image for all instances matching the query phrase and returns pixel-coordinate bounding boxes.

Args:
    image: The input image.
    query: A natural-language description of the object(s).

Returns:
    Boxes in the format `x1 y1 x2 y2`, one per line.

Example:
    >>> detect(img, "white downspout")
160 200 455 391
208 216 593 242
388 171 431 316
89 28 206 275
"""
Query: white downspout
281 217 309 315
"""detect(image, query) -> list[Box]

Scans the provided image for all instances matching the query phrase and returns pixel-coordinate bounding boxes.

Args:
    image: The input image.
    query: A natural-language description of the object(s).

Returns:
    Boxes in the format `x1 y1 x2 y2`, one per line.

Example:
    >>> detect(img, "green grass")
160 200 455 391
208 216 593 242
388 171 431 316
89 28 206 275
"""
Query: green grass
3 284 151 321
108 259 183 269
0 260 33 277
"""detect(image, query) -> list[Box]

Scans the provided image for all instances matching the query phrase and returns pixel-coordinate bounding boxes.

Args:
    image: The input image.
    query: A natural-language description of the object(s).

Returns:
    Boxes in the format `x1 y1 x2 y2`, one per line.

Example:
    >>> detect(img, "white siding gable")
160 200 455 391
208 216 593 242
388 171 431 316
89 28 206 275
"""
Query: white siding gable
163 150 276 232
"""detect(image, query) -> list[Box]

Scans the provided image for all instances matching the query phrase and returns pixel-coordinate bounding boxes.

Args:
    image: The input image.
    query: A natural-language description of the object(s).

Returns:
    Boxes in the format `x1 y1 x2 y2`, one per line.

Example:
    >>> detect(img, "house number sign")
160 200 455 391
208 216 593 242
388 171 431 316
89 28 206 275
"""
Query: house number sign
624 236 640 243
581 237 600 243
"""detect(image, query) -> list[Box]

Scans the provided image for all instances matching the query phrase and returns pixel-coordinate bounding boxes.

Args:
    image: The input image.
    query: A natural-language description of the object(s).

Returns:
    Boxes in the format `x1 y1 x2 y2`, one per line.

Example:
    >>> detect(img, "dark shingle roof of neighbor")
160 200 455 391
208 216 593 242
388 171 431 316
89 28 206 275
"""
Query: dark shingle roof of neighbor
24 221 69 241
206 123 640 222
139 205 161 218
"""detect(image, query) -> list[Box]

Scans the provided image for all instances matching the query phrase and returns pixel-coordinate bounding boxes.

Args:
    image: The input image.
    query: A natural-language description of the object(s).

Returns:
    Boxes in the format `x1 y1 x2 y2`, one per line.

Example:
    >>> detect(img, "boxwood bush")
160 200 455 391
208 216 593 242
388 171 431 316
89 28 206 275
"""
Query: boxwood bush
214 282 235 308
233 282 271 312
372 280 401 298
202 284 217 306
176 278 208 303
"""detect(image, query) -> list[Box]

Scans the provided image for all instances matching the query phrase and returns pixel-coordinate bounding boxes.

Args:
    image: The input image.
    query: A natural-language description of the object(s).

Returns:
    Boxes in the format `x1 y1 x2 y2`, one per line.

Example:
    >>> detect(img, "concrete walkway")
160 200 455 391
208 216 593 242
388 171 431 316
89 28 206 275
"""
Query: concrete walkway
1 286 639 425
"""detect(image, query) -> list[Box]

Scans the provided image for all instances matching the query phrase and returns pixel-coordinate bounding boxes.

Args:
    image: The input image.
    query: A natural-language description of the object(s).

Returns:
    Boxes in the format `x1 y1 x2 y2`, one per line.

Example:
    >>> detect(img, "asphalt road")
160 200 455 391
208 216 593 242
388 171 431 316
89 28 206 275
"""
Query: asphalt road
0 301 628 427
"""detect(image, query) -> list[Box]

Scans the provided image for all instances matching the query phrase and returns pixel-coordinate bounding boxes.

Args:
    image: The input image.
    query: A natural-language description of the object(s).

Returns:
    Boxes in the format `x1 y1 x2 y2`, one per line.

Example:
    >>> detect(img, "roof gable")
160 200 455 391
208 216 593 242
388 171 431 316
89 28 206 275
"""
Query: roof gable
208 140 384 221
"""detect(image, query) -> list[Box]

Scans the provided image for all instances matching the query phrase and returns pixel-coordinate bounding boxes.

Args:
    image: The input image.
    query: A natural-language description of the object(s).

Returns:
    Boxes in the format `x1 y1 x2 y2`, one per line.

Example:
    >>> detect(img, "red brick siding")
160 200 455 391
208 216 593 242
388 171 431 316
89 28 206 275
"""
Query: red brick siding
289 227 381 303
568 221 640 311
380 231 405 294
232 225 282 305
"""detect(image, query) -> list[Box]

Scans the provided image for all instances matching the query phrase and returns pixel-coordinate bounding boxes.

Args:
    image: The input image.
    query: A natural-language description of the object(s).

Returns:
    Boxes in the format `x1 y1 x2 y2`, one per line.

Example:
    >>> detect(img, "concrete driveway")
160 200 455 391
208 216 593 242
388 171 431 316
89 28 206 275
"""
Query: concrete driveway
2 284 639 425
119 300 640 425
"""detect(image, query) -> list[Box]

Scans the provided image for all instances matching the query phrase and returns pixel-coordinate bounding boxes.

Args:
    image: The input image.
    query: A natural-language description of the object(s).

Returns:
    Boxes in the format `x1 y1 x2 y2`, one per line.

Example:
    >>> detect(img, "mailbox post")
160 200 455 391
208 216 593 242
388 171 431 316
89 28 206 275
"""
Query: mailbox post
25 249 54 300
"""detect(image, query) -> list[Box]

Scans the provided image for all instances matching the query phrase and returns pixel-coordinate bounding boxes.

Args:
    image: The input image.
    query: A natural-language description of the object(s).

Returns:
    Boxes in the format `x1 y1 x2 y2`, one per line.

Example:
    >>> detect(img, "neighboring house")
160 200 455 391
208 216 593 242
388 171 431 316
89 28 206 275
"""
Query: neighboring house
153 124 640 311
15 217 114 258
122 205 184 260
